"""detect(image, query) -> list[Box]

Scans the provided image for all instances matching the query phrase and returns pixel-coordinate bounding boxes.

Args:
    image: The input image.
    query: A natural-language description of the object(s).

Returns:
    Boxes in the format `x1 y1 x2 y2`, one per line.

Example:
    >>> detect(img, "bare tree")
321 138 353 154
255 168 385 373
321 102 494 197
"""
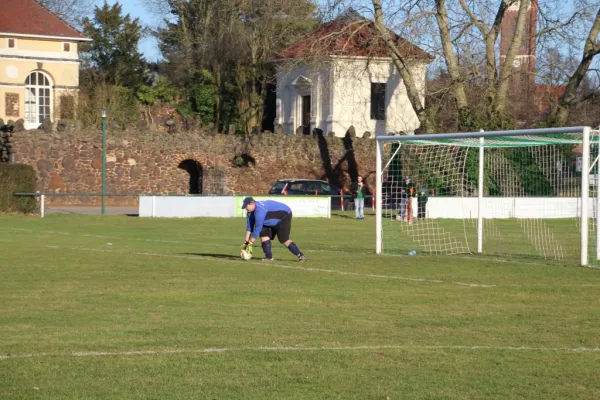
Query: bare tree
434 0 600 127
431 0 532 126
551 6 600 125
433 0 468 119
38 0 95 27
403 0 598 129
372 0 435 132
454 0 513 110
494 1 531 115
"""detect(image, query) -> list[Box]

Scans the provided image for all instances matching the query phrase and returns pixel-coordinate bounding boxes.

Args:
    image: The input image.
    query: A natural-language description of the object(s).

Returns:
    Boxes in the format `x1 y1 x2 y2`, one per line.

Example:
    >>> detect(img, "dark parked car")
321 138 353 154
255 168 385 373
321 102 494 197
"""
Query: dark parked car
268 179 354 210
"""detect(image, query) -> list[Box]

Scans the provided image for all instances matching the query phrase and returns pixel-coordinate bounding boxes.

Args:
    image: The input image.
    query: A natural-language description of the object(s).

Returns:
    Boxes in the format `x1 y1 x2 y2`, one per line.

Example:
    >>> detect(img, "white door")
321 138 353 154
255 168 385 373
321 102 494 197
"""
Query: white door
24 71 53 129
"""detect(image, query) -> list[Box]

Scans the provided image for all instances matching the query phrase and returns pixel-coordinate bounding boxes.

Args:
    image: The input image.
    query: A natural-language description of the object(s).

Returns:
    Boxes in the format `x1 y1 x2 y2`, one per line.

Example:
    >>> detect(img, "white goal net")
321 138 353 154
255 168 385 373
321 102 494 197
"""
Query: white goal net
375 126 600 266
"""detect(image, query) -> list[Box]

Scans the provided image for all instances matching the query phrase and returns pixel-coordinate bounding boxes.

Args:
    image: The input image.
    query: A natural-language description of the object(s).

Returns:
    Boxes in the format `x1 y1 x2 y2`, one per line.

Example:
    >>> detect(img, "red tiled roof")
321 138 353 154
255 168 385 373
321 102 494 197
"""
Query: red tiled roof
271 17 432 62
0 0 88 40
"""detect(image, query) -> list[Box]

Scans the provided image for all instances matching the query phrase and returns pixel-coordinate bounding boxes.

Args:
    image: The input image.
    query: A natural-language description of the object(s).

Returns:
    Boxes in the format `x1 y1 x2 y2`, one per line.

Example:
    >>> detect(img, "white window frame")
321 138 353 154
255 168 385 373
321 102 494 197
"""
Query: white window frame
292 76 313 135
24 70 54 130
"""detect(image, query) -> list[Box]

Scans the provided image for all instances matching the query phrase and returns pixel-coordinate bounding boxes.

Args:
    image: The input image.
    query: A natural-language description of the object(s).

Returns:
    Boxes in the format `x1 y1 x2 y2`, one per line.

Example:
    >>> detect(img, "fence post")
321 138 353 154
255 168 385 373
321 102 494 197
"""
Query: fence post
340 189 344 211
40 194 45 218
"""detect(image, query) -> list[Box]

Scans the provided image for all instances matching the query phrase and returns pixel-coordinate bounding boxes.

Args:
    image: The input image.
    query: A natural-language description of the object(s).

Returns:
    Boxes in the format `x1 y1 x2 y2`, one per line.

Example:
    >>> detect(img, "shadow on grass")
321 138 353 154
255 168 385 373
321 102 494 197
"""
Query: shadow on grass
332 213 358 220
182 253 241 260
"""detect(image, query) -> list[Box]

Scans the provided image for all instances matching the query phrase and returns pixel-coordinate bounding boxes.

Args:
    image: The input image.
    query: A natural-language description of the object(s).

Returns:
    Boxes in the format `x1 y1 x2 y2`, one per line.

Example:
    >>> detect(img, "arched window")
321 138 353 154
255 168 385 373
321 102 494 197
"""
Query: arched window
25 71 53 128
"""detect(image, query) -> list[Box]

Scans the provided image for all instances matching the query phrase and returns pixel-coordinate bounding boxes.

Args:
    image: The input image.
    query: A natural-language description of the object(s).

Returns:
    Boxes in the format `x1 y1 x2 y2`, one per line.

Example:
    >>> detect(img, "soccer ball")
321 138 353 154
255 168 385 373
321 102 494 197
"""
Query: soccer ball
240 249 252 260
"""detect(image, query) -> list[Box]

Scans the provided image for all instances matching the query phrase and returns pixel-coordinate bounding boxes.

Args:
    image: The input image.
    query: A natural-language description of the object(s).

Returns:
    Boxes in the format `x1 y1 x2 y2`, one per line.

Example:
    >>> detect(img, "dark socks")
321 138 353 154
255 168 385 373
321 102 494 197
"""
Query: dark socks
287 242 303 257
261 240 273 259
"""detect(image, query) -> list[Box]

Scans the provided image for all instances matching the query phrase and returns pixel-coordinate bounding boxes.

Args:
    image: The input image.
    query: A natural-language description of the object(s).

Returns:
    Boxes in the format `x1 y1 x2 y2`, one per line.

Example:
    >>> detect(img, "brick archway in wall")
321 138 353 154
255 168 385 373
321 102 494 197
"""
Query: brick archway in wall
177 158 203 194
173 154 230 195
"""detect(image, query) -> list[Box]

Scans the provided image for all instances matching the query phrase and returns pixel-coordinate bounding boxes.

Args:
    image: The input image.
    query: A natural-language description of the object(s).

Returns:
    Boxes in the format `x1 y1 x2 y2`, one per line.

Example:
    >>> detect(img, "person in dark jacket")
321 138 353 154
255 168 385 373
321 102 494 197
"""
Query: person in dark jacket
417 188 428 219
351 176 368 220
241 197 307 262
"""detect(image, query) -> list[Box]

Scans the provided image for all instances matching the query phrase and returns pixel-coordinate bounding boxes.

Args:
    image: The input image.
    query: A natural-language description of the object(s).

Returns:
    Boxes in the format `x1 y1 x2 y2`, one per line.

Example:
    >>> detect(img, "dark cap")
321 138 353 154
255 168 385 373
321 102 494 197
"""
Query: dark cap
241 197 255 209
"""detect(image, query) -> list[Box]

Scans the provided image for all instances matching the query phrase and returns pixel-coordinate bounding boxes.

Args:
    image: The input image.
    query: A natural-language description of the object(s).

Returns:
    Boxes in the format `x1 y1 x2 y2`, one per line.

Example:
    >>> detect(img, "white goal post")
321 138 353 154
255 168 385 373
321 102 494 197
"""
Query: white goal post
375 126 600 266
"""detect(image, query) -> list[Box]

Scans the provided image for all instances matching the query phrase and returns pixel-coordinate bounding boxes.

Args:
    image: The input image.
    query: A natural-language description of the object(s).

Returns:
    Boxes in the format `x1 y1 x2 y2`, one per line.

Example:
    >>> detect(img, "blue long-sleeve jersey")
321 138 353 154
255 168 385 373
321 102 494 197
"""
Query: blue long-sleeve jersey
246 200 291 239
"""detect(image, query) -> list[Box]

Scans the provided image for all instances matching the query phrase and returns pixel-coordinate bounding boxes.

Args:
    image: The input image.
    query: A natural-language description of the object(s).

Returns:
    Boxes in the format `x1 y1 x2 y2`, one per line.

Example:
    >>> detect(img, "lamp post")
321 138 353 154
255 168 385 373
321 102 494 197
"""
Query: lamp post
101 108 108 215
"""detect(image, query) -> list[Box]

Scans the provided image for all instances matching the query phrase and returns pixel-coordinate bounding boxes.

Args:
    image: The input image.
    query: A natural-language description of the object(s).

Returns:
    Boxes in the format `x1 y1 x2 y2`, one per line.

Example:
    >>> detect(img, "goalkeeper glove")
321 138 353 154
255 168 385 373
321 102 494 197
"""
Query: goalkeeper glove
241 242 253 254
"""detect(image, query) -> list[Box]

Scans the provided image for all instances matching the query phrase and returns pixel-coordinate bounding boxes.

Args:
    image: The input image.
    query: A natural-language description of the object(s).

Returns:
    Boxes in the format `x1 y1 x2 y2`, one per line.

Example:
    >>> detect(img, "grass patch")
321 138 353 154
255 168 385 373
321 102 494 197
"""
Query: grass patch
0 214 599 399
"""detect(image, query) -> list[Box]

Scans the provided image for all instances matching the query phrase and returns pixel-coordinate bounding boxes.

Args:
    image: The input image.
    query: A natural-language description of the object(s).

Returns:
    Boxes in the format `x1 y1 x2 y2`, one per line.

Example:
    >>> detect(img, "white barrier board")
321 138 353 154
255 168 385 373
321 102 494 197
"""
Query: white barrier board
139 196 237 218
389 197 590 219
235 196 331 218
139 196 331 218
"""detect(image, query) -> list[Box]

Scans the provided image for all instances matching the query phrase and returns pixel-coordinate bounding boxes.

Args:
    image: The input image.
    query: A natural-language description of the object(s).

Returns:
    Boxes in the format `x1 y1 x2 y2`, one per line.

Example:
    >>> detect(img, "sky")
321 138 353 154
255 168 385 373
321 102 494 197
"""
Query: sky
94 0 162 61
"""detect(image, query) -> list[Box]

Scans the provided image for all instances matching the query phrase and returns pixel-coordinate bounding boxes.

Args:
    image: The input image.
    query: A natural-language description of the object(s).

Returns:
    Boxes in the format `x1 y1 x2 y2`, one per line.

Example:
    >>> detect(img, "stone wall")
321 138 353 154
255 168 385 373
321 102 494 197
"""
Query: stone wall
7 128 376 205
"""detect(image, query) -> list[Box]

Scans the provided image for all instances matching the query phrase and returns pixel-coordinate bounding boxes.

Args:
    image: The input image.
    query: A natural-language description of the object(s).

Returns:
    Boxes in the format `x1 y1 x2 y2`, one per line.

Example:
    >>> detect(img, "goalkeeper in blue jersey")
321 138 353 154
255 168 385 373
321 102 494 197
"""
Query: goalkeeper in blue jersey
241 197 307 262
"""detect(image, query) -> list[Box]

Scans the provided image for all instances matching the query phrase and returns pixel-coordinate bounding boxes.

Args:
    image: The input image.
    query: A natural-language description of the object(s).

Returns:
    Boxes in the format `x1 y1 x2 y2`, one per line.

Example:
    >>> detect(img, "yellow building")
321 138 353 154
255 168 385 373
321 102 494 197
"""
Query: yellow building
0 0 90 129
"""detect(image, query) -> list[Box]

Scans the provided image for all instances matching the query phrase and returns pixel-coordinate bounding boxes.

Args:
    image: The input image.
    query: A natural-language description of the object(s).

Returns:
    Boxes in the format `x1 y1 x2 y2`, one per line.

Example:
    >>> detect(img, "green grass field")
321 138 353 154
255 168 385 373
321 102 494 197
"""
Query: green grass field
1 213 599 399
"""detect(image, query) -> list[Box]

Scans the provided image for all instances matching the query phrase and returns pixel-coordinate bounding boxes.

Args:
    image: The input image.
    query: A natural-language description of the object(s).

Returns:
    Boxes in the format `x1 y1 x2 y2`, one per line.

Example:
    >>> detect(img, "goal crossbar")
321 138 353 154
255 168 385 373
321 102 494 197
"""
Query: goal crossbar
377 126 588 143
375 126 596 266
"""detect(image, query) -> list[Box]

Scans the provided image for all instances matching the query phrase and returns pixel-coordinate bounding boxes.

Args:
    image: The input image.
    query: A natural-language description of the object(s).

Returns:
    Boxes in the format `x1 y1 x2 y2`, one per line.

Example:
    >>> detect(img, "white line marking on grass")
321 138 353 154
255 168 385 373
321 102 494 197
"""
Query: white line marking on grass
134 251 496 287
2 344 599 360
73 349 188 357
9 228 357 255
43 245 495 288
45 246 113 253
11 228 599 285
8 227 600 271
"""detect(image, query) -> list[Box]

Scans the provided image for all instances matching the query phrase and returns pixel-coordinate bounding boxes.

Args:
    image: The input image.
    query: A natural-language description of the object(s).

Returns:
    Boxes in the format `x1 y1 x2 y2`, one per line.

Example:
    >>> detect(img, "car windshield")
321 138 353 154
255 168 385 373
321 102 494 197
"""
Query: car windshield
271 181 288 192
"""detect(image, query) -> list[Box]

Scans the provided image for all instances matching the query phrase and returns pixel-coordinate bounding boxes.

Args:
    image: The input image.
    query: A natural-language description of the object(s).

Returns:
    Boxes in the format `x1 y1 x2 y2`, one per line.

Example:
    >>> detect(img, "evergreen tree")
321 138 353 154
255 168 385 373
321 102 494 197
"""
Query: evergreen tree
80 1 148 89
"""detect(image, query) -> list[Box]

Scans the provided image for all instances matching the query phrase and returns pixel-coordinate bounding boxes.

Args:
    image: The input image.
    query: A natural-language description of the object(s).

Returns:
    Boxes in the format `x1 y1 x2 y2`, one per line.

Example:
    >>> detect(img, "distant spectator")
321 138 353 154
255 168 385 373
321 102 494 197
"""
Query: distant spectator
351 176 367 220
399 176 415 223
418 188 428 219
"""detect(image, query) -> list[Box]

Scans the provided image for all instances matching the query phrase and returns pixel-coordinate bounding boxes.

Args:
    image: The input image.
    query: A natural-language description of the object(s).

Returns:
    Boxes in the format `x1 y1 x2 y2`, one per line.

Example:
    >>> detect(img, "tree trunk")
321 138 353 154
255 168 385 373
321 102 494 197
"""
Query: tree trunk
434 0 470 129
551 7 600 126
457 0 511 108
173 0 194 75
249 27 261 133
484 0 511 107
214 64 222 133
372 0 433 133
495 0 531 115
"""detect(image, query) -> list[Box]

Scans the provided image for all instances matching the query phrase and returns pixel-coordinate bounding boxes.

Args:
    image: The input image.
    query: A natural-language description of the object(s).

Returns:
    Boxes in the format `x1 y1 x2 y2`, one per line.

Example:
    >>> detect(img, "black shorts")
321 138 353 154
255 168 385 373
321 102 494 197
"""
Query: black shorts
260 213 292 243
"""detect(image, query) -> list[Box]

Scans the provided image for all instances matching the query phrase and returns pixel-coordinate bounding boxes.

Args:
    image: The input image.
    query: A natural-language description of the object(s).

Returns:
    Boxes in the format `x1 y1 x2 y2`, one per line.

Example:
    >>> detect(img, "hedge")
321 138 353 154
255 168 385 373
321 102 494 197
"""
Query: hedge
0 164 37 213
